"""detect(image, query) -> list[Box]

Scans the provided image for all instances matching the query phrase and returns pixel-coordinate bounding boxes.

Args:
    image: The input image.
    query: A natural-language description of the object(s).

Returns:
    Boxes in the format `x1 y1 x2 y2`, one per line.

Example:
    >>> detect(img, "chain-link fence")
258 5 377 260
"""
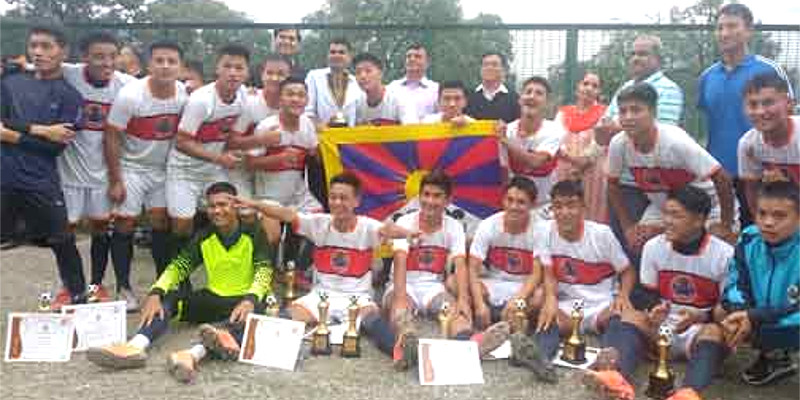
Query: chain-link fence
2 21 798 140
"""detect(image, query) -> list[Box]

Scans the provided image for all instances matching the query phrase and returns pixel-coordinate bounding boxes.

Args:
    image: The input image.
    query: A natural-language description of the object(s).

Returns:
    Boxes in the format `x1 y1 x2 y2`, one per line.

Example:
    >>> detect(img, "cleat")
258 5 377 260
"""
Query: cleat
167 350 197 384
86 343 147 369
479 321 511 359
198 324 240 360
583 369 635 400
509 332 558 383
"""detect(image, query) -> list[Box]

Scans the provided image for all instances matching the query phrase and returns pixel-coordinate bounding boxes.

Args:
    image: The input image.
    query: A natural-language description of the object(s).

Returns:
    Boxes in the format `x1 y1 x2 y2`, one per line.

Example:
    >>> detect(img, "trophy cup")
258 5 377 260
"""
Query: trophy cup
38 291 52 312
284 261 297 302
645 325 675 399
341 296 361 358
265 295 280 318
561 298 587 364
329 110 348 128
311 292 332 355
438 302 452 338
512 298 528 334
87 284 100 303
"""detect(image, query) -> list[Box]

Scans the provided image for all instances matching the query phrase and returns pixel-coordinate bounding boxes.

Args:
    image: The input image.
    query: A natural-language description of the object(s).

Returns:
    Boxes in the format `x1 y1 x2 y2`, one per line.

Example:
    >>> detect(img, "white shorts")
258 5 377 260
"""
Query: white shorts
62 185 111 222
482 277 524 308
293 289 376 323
117 168 166 217
668 323 702 360
383 280 447 313
228 168 254 199
166 174 227 219
557 298 610 334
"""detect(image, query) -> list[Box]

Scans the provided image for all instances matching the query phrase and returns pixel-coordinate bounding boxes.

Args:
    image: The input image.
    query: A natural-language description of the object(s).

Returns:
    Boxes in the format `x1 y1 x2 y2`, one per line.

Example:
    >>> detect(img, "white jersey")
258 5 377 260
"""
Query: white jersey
294 213 383 296
106 77 187 171
538 220 630 307
738 116 800 184
169 82 247 180
469 211 545 282
250 114 318 206
502 119 566 206
640 233 733 319
231 90 280 134
392 211 467 285
356 88 418 125
608 123 720 215
58 64 134 187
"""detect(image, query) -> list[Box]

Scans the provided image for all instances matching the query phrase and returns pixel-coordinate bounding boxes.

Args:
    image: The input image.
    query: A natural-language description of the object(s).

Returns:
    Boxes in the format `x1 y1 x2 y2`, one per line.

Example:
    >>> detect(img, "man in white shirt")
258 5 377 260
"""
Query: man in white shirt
387 43 439 121
304 38 364 127
353 53 417 125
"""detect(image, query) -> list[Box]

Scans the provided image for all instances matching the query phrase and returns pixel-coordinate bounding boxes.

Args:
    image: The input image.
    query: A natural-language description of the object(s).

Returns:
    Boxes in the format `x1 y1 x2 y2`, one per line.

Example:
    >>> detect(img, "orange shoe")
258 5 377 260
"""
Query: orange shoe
87 284 112 303
198 324 240 361
50 287 73 311
583 369 635 400
166 350 197 383
86 343 147 369
666 388 702 400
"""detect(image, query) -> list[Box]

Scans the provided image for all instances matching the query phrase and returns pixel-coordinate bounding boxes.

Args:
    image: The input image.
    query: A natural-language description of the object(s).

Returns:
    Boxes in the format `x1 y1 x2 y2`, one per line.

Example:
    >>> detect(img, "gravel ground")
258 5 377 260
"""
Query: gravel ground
0 240 797 400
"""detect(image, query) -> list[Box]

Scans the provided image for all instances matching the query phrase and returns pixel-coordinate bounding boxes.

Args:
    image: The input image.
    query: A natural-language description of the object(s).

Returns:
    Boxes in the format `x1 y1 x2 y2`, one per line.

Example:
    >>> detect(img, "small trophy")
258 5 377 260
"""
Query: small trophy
561 298 587 364
87 284 100 303
341 296 361 358
329 110 348 128
438 302 452 338
645 325 675 399
512 298 528 334
311 292 332 355
38 291 52 312
265 295 280 318
284 261 297 302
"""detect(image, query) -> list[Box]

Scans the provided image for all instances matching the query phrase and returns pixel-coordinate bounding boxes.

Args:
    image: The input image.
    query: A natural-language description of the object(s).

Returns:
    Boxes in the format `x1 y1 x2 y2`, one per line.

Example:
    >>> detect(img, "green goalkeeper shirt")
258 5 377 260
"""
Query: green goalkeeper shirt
151 222 274 301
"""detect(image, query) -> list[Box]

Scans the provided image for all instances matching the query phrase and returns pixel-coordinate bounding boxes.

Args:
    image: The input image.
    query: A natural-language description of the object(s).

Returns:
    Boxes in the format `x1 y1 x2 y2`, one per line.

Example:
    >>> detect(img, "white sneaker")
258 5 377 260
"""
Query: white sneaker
118 288 140 312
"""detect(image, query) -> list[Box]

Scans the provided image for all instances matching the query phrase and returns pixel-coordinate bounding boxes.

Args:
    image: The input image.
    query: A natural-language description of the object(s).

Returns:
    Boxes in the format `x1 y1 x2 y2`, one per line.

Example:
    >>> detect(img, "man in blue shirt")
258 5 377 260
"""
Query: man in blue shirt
1 24 87 309
698 3 794 226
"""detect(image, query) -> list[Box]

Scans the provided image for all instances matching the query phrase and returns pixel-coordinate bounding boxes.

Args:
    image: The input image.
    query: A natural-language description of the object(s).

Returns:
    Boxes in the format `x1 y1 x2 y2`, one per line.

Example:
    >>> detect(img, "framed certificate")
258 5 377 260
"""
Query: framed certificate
4 313 74 362
62 301 127 352
239 314 305 371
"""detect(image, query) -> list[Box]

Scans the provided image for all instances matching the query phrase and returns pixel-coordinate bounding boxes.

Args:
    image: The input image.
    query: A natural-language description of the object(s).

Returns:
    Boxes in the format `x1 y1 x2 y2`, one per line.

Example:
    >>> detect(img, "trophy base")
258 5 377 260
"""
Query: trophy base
341 336 361 358
560 343 587 365
644 375 675 400
311 334 332 356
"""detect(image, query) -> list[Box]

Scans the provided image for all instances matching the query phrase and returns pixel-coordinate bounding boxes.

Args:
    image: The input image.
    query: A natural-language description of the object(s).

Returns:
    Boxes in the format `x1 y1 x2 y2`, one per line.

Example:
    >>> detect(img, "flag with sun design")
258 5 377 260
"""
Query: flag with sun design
319 121 504 235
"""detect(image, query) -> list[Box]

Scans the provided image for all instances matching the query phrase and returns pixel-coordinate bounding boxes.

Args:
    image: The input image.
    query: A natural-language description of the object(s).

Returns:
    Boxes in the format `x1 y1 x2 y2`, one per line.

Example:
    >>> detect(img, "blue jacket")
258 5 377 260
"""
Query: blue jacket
723 225 800 330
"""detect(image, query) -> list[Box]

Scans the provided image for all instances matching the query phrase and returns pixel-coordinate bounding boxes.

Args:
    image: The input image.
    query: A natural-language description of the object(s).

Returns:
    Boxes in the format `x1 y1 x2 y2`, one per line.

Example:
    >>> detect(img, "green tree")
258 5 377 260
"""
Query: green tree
299 0 512 87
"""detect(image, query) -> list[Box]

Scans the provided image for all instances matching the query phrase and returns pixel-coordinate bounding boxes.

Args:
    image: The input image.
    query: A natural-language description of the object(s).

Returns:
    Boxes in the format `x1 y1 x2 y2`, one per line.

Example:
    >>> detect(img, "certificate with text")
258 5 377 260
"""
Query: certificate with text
5 313 74 362
62 301 127 352
239 315 305 371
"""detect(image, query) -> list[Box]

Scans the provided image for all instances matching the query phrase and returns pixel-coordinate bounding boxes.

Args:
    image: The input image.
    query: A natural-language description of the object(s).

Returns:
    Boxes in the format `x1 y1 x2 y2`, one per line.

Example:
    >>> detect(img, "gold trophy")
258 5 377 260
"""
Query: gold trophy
645 325 675 399
512 298 528 334
341 296 361 358
561 298 587 364
438 302 452 338
86 284 100 303
311 292 332 355
283 261 297 302
265 295 280 318
38 291 52 312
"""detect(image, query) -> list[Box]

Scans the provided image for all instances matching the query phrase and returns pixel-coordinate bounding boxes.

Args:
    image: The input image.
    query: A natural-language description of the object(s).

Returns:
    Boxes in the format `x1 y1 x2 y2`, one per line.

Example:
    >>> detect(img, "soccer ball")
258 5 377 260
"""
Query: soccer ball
572 298 585 312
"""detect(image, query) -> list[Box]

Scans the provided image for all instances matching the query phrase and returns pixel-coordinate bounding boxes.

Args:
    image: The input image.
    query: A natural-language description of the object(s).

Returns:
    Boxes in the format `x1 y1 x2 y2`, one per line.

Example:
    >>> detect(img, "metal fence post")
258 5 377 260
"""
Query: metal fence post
563 27 579 105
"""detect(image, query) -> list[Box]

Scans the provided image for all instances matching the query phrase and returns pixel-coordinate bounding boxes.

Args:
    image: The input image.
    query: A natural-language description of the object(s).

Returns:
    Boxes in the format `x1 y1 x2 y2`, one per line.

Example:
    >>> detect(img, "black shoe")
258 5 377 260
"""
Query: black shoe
509 332 558 383
741 350 798 386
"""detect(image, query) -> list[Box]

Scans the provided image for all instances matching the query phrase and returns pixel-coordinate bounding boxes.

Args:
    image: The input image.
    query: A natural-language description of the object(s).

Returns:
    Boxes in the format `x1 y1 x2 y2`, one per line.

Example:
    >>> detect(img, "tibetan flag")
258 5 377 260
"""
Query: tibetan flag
319 121 504 232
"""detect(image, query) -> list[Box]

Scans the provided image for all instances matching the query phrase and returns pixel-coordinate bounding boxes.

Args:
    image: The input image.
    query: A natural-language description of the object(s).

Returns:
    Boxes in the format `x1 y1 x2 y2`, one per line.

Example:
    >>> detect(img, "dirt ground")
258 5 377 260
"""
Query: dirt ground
0 240 797 400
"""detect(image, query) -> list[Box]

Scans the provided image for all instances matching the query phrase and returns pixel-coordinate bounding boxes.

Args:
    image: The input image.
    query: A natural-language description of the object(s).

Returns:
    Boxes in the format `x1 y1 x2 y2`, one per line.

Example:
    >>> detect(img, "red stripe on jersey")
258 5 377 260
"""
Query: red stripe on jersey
763 162 800 184
313 246 373 278
262 145 308 171
79 101 111 132
509 154 558 177
657 270 719 309
196 115 238 143
631 167 696 192
487 246 535 275
407 246 448 274
551 255 616 285
127 114 180 140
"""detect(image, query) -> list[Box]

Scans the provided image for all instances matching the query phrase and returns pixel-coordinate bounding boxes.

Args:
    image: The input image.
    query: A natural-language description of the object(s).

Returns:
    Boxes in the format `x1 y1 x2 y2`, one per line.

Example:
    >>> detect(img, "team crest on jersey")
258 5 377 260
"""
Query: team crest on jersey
507 250 523 274
332 250 350 272
559 259 578 283
220 121 232 134
670 275 696 303
156 117 174 136
644 169 662 186
84 103 104 123
418 249 435 271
